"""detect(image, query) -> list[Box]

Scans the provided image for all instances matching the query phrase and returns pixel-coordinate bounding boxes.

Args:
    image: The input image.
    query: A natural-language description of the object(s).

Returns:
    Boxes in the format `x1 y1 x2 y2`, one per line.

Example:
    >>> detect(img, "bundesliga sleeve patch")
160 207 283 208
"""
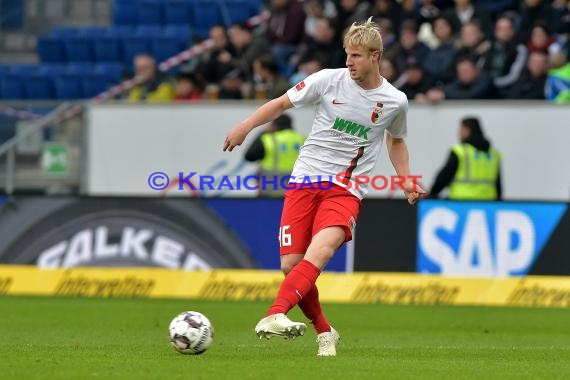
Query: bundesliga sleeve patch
295 81 305 92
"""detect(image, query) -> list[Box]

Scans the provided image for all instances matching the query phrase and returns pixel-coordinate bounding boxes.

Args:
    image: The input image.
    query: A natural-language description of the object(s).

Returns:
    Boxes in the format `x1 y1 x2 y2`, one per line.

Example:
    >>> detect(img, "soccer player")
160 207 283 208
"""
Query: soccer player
223 17 425 356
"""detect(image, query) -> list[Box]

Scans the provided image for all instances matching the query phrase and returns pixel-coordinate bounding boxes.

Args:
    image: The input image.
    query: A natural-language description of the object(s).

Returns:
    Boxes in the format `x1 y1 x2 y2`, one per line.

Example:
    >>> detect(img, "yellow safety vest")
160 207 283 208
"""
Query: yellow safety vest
260 129 305 174
127 82 175 103
449 143 501 200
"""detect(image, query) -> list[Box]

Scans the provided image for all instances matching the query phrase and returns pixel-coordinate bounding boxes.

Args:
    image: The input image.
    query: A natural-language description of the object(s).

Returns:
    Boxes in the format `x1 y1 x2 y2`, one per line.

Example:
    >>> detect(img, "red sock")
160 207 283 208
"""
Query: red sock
267 260 320 316
298 284 331 334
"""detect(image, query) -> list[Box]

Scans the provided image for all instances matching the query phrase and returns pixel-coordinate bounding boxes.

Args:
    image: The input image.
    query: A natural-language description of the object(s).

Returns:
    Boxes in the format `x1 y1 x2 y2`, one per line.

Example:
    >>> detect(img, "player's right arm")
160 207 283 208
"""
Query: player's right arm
223 94 293 152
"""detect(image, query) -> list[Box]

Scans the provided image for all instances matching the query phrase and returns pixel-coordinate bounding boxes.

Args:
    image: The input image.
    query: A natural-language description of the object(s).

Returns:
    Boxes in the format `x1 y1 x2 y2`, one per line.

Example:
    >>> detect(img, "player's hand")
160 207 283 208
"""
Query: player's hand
223 123 250 152
403 179 427 205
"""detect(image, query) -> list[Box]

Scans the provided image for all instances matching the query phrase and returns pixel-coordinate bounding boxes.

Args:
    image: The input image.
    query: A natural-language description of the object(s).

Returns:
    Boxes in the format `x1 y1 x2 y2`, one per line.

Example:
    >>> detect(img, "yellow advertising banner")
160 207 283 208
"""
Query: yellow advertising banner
1 266 570 308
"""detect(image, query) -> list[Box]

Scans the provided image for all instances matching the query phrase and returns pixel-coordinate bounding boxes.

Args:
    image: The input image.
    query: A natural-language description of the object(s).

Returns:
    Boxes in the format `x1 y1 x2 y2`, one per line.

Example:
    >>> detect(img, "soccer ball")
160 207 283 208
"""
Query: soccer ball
168 311 214 355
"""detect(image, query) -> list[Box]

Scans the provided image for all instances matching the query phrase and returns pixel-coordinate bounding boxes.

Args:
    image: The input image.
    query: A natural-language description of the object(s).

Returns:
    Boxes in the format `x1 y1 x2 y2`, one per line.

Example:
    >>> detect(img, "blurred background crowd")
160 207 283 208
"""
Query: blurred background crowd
131 0 570 103
1 0 570 103
174 0 570 103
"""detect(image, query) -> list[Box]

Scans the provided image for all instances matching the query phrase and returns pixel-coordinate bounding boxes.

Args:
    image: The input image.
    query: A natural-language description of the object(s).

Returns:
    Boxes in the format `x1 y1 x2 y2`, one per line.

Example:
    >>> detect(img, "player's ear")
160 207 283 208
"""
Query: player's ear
371 50 381 62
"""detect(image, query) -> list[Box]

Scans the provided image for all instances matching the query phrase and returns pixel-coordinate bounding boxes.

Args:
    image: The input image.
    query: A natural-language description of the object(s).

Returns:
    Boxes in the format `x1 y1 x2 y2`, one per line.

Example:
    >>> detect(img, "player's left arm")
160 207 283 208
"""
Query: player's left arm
385 96 425 204
386 135 425 204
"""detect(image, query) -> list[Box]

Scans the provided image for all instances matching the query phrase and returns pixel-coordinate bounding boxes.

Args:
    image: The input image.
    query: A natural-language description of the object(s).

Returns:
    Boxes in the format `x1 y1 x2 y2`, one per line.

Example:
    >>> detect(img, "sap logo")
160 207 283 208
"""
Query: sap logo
419 208 535 276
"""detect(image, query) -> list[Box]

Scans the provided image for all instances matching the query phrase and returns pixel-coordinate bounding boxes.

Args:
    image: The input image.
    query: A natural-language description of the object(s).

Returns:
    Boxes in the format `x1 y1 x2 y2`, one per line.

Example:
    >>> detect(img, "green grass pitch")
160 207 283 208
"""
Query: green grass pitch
0 296 569 379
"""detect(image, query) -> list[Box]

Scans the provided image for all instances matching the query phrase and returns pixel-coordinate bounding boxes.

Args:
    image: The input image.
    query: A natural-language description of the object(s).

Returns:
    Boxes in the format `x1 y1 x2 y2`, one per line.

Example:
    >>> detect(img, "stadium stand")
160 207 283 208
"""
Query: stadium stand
0 0 569 103
1 0 262 100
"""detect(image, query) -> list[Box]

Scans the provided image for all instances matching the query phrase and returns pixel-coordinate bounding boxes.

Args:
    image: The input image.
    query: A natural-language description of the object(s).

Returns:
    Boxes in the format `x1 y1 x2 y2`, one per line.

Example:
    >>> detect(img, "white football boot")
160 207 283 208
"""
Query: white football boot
316 327 340 356
255 313 307 340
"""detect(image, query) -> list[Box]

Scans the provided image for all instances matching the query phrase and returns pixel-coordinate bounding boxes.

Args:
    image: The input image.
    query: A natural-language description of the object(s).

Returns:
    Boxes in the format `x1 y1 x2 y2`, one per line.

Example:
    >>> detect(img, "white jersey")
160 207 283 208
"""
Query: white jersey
286 68 409 199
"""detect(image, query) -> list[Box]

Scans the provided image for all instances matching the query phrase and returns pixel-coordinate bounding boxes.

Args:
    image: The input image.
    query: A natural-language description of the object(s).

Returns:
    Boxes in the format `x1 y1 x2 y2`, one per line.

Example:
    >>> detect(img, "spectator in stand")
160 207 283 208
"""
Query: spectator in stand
527 21 555 53
266 0 306 76
551 14 570 59
519 0 553 43
398 59 436 99
173 73 204 102
303 0 337 40
228 22 271 82
415 0 444 26
375 18 400 63
415 0 445 49
550 0 570 35
380 58 400 83
455 20 492 69
127 53 175 103
423 15 457 84
443 0 493 39
335 0 371 38
252 54 291 100
394 19 430 73
368 0 404 35
196 25 236 85
546 52 570 103
475 0 519 20
218 68 248 100
290 17 344 71
485 14 528 98
289 57 323 86
400 0 421 22
420 56 492 101
507 50 549 99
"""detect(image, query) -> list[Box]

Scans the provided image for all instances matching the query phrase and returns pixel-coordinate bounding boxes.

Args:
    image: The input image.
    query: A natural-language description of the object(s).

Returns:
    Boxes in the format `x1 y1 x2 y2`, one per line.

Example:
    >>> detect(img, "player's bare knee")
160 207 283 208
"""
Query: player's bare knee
281 262 295 274
308 242 336 264
280 254 304 274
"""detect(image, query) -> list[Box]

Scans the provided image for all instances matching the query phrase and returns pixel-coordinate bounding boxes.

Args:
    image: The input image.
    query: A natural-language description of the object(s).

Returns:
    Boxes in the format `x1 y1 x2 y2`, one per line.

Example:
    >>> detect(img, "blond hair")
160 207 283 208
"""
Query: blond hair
343 17 383 60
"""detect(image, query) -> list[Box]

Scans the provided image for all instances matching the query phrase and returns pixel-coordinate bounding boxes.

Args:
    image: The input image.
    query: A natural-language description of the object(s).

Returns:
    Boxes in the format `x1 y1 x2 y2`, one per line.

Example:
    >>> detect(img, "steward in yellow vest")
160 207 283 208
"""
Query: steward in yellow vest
429 117 502 200
244 114 305 197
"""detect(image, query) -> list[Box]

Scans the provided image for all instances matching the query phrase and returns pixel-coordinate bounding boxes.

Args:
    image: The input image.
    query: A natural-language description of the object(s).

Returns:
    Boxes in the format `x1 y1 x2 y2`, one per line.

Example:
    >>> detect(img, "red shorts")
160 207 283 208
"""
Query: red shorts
279 182 361 255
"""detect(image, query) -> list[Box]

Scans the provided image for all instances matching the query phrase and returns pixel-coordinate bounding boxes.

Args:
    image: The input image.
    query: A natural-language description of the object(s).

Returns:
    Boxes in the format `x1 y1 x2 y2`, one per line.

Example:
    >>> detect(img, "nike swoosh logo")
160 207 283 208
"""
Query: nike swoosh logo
295 290 303 300
332 99 346 105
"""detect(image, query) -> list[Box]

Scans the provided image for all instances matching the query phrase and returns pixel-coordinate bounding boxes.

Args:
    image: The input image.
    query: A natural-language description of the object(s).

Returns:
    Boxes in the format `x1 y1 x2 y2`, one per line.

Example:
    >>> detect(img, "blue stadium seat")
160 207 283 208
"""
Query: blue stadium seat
164 0 192 25
122 36 151 67
134 25 163 37
222 0 256 26
79 26 109 37
38 63 69 76
7 63 38 75
82 74 116 98
93 36 123 63
0 76 26 99
191 0 223 40
53 75 84 99
50 26 79 38
151 36 184 63
137 0 163 26
247 0 261 14
112 0 137 26
23 74 55 99
65 63 94 76
163 25 192 40
108 25 135 37
94 63 124 82
163 25 192 53
63 37 94 62
37 36 66 63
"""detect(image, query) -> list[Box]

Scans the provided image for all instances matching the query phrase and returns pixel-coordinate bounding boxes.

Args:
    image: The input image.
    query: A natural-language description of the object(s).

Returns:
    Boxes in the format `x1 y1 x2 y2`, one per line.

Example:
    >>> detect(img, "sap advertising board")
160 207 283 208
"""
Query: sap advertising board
417 200 567 276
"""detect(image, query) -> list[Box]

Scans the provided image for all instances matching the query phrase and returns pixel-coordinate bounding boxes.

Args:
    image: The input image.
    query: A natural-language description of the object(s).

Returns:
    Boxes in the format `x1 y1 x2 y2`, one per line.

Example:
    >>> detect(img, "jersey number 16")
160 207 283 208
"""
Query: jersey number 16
279 225 292 247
